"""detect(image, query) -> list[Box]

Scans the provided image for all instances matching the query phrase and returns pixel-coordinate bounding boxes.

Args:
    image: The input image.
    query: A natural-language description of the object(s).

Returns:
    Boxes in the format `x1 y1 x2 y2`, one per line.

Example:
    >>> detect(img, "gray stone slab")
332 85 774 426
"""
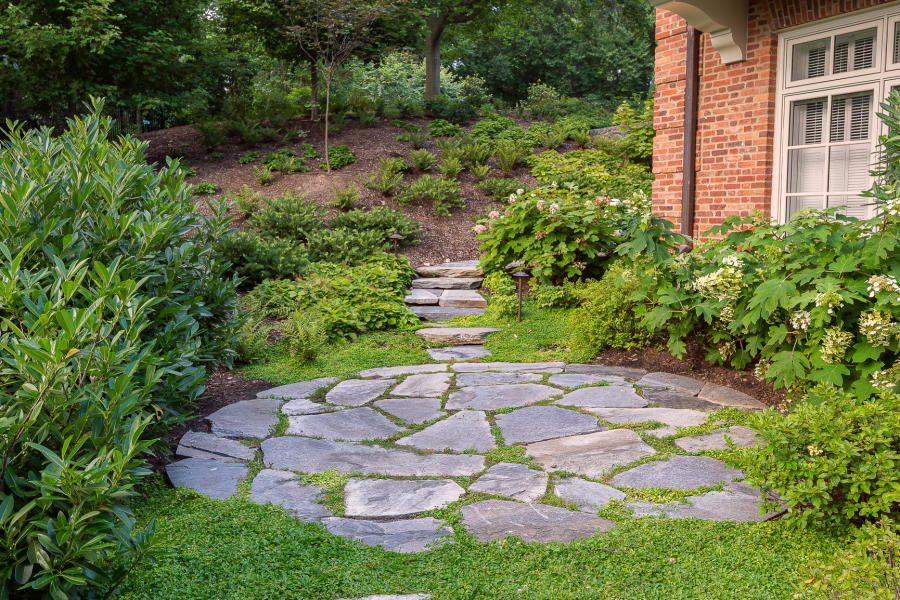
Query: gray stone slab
396 411 495 452
427 345 491 361
627 484 765 522
324 517 453 553
698 382 766 410
548 374 630 388
256 377 338 399
640 388 721 411
357 364 447 378
587 408 709 430
175 431 256 462
456 372 544 387
416 260 483 278
557 386 647 409
461 500 615 543
636 372 704 396
405 288 440 305
411 306 485 321
526 429 656 479
468 463 548 502
451 362 565 373
374 398 444 424
674 426 759 452
564 364 647 378
166 458 247 500
555 478 626 512
286 407 403 441
496 405 602 443
281 398 336 416
610 455 743 490
439 289 486 308
411 277 483 290
249 469 331 521
344 479 465 518
262 437 485 476
391 372 452 397
336 595 430 600
326 379 396 406
445 384 560 410
415 328 498 345
206 398 280 439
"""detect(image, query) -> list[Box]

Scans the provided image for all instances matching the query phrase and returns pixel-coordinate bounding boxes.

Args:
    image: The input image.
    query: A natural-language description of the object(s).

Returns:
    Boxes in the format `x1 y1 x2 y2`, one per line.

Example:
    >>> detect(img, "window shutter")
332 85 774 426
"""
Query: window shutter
830 98 846 142
834 42 849 73
849 94 870 140
894 22 900 63
807 46 827 78
804 100 825 144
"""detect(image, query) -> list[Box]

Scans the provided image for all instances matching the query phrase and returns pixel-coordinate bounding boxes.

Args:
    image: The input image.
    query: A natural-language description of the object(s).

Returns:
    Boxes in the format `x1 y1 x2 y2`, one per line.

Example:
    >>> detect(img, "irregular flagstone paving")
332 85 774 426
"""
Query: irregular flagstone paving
167 361 775 554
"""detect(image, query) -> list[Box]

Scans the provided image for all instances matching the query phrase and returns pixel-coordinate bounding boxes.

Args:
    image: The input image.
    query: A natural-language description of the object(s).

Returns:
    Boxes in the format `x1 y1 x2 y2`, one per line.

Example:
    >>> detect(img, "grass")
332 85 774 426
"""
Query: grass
455 306 579 363
118 479 837 600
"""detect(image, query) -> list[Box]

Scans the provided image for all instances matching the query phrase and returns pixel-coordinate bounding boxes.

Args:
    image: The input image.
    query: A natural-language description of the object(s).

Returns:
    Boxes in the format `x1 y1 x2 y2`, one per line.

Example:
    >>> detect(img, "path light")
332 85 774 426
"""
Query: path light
512 269 530 323
390 232 403 253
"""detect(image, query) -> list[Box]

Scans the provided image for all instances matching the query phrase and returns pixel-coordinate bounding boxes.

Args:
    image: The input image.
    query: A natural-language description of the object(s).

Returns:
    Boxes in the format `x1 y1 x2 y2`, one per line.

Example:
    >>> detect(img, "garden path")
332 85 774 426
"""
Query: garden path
404 260 486 321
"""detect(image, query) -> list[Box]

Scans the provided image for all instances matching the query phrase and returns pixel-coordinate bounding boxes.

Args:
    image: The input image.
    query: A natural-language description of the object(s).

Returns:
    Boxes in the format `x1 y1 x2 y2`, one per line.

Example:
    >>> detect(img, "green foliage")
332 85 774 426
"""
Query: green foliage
214 232 310 285
299 143 319 158
495 140 528 173
439 156 463 179
328 207 421 247
249 192 324 241
227 116 265 145
428 118 462 137
477 177 525 201
523 81 561 117
255 164 273 185
531 148 653 198
735 386 900 529
235 314 269 364
230 185 265 215
613 98 654 162
570 129 591 148
392 119 421 132
471 113 525 149
410 148 436 170
0 104 238 598
263 148 308 173
365 170 404 195
425 94 477 124
332 183 359 211
321 145 356 171
460 141 493 165
285 311 327 363
529 278 584 309
195 119 227 151
396 175 464 216
380 156 409 174
194 181 218 195
482 271 518 319
306 228 388 264
470 163 492 180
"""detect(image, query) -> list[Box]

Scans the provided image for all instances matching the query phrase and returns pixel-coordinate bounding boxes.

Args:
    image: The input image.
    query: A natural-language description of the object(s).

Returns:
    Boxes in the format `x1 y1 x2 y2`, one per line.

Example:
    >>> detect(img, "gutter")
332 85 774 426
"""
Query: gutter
681 25 701 240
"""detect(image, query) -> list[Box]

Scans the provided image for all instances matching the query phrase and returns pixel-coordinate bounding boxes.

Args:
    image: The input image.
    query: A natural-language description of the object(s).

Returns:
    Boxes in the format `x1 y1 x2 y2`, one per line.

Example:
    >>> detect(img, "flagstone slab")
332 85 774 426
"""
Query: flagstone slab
396 411 495 452
256 377 338 399
411 306 485 321
262 437 485 476
445 384 559 410
326 379 396 406
698 383 766 410
281 398 337 416
555 478 626 512
674 426 759 452
391 372 452 397
249 469 331 521
557 386 647 409
495 405 602 443
166 458 247 500
526 429 656 479
206 398 280 439
405 288 440 305
451 362 565 373
175 431 256 462
468 463 548 502
564 364 647 378
286 407 403 441
427 345 491 361
416 260 483 278
547 374 630 388
640 388 721 411
460 500 615 543
344 479 465 518
610 455 743 490
586 408 709 430
627 483 766 522
456 372 544 387
439 289 487 308
374 398 444 424
357 364 448 378
636 372 704 395
415 328 498 345
411 277 483 289
324 517 453 553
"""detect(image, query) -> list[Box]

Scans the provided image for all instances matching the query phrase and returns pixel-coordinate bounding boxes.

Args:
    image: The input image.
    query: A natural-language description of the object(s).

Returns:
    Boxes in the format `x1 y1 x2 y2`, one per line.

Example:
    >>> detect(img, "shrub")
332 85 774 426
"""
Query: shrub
425 94 476 124
321 145 356 170
471 113 521 145
255 165 273 185
194 118 227 151
328 207 422 247
380 156 409 175
249 193 324 241
481 270 518 319
0 104 238 598
332 183 359 211
230 185 265 215
478 177 525 201
470 163 491 180
460 141 492 165
531 149 653 198
365 170 404 195
235 314 269 363
399 129 429 148
428 118 462 137
226 117 263 145
263 148 307 173
613 98 654 163
495 141 528 173
570 129 591 148
214 232 310 285
410 148 435 171
439 156 463 179
396 175 464 216
194 181 218 195
530 279 584 309
239 150 260 164
285 310 327 363
522 81 561 118
210 150 222 159
306 227 387 264
300 143 318 158
734 385 900 529
392 119 421 132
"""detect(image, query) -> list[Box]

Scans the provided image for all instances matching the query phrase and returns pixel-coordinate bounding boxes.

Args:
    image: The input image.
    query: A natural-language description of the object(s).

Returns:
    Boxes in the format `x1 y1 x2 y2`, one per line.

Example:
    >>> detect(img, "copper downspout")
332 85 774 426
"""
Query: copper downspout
681 25 701 240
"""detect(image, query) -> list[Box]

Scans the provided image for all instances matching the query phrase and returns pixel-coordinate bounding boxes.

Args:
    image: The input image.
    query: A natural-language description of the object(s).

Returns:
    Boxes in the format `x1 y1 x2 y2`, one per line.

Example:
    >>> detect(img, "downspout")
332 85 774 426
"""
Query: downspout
681 25 701 240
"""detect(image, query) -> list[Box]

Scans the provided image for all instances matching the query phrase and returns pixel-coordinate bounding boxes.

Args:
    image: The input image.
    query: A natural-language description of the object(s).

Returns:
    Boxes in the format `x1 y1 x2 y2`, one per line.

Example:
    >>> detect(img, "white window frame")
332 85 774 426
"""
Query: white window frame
773 3 900 222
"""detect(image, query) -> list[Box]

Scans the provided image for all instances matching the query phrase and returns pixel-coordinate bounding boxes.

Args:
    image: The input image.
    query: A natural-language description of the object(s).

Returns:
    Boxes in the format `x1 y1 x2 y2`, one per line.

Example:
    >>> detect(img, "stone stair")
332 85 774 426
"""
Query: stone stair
405 260 487 322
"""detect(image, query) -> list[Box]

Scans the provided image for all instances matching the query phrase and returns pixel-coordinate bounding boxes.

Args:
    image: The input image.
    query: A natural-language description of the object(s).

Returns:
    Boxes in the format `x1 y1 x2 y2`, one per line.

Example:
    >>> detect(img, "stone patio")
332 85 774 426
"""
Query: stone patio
169 362 773 555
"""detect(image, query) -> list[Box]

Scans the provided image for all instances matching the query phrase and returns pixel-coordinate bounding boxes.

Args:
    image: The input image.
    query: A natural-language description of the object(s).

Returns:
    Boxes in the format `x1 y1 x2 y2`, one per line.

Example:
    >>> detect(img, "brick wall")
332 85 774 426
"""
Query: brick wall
652 0 895 238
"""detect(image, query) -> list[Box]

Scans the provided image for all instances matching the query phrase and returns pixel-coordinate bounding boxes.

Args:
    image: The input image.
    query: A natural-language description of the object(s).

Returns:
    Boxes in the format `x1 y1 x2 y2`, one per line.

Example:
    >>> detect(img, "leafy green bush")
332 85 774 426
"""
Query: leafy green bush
428 118 462 137
195 118 227 151
0 104 238 598
439 156 463 179
478 177 525 201
226 116 264 145
531 149 653 198
235 314 269 364
396 175 464 216
399 129 429 148
299 143 318 158
613 99 654 163
214 232 310 285
285 311 327 363
306 228 387 264
365 170 404 195
460 141 493 165
522 81 560 118
530 279 584 309
239 150 261 164
328 207 421 247
481 270 518 319
425 94 476 124
495 140 528 173
230 185 265 215
470 163 492 180
392 119 421 132
194 181 218 195
263 148 307 173
471 113 526 148
734 386 900 529
410 148 435 170
249 193 324 242
332 183 359 211
321 145 356 170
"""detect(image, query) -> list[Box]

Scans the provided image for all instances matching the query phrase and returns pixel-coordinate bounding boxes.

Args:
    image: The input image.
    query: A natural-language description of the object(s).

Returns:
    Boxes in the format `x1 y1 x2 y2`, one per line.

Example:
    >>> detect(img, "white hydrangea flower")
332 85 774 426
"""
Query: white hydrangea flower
548 203 559 214
789 310 811 331
516 188 524 195
719 305 735 324
692 266 743 301
867 274 900 297
814 289 843 315
859 309 897 346
722 255 744 268
820 327 853 364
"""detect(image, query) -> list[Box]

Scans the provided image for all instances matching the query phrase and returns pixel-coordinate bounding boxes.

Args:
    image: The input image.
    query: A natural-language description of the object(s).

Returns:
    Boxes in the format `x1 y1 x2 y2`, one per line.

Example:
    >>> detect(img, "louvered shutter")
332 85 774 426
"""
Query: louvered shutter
834 29 876 73
807 46 827 78
792 39 829 81
893 22 900 63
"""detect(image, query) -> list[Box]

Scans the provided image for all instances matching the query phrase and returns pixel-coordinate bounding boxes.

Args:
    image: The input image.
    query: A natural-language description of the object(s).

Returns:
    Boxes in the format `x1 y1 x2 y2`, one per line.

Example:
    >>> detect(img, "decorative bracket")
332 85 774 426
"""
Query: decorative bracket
651 0 748 64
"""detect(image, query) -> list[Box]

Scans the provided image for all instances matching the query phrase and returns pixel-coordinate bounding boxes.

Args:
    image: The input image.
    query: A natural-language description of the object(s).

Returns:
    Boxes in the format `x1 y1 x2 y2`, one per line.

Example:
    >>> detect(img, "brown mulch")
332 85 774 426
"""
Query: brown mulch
594 341 787 409
138 117 549 266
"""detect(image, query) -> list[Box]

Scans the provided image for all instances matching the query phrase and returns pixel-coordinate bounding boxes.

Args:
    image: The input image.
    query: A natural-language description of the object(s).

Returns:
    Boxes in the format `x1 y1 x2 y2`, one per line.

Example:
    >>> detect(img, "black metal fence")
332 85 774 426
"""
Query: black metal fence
105 106 174 137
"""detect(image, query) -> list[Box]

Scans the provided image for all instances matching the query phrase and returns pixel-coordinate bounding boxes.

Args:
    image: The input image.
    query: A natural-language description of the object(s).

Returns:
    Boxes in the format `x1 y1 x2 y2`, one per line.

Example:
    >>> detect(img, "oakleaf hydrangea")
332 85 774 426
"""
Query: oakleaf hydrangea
790 310 811 331
814 289 843 315
867 274 900 297
858 309 897 346
820 327 854 364
693 265 743 301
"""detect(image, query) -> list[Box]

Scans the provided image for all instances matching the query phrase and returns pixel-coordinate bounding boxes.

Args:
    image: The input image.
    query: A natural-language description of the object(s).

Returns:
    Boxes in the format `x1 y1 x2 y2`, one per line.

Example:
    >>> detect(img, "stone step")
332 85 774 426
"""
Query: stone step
404 289 439 305
411 277 482 290
415 260 484 278
410 306 484 322
438 289 486 309
416 327 498 345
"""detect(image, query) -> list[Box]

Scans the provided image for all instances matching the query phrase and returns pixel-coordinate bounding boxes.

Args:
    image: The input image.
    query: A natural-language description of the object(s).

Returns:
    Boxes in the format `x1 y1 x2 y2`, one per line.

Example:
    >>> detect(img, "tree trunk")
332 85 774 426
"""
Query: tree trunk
136 106 143 134
324 69 331 171
425 14 446 100
310 60 319 121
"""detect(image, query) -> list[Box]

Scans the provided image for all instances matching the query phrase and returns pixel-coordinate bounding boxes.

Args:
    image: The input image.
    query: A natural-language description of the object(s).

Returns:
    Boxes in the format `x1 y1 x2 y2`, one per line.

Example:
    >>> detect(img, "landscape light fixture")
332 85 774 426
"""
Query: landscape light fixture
512 269 529 322
390 232 403 253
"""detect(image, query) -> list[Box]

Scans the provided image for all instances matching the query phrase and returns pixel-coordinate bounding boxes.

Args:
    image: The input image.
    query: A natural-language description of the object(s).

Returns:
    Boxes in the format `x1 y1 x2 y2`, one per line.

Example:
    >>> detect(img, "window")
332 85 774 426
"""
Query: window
777 8 900 221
